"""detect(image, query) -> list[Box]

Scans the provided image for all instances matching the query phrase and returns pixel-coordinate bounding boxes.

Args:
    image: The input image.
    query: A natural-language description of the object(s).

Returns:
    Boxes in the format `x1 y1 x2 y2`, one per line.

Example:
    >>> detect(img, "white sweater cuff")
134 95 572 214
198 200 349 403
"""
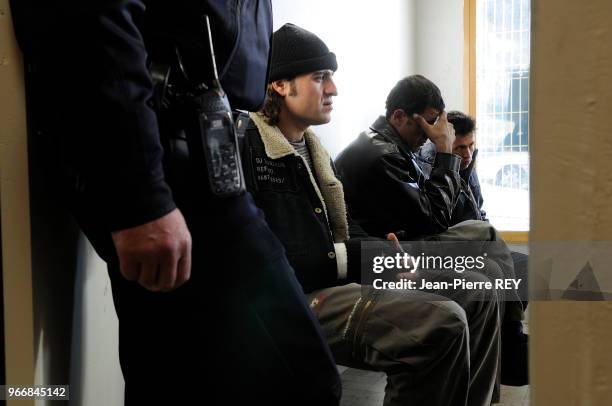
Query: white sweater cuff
334 243 348 280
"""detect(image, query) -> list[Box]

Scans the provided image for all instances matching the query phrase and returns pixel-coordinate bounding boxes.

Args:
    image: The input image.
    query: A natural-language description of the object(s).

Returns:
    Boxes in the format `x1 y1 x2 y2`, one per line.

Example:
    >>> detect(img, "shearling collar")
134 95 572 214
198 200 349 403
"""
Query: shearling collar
249 112 349 242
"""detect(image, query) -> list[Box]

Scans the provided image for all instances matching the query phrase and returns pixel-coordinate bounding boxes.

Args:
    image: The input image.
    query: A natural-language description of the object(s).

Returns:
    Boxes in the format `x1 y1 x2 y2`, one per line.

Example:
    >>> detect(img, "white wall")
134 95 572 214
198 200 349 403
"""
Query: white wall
68 237 124 406
273 0 416 157
414 0 465 112
272 0 465 156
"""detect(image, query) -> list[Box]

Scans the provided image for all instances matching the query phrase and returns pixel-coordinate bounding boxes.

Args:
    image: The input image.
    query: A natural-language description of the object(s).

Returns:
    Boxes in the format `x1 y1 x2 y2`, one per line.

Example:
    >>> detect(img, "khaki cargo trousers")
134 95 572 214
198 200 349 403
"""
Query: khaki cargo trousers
308 221 513 406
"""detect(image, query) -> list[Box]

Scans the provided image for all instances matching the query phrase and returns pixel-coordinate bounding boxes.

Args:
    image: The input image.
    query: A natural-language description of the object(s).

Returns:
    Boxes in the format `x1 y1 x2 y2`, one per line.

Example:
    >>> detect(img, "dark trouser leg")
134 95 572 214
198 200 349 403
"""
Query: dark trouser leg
510 251 529 310
436 220 528 387
100 218 340 406
415 268 502 405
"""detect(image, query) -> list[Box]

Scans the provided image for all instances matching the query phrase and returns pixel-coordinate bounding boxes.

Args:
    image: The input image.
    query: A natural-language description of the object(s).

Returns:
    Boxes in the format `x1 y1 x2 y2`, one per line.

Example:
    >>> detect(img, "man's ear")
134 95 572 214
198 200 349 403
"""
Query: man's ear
271 80 290 97
391 109 410 126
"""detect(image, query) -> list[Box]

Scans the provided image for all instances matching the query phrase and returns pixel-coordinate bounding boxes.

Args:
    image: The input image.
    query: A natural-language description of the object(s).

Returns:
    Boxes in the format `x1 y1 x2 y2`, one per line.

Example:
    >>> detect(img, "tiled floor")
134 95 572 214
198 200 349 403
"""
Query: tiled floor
338 367 529 406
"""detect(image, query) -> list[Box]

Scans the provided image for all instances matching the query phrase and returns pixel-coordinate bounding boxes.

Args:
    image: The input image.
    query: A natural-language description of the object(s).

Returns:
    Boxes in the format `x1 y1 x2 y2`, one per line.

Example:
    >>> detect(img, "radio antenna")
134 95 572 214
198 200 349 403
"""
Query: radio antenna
203 15 222 91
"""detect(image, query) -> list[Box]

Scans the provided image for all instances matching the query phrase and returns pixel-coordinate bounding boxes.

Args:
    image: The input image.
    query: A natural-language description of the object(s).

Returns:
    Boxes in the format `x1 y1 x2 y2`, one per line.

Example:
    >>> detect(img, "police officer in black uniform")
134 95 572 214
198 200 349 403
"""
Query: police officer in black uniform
10 1 341 404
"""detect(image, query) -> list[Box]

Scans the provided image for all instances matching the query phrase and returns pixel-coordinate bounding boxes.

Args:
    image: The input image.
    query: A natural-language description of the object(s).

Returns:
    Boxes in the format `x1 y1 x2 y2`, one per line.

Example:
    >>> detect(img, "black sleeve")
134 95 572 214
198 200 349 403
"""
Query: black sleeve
331 158 370 239
374 151 462 236
344 215 381 283
14 0 176 231
330 158 381 282
91 0 177 231
470 170 488 221
344 236 405 284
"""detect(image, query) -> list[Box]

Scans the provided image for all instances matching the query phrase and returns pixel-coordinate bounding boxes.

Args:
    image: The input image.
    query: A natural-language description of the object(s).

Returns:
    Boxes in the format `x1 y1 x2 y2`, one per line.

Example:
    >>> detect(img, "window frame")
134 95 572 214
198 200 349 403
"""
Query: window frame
464 0 529 243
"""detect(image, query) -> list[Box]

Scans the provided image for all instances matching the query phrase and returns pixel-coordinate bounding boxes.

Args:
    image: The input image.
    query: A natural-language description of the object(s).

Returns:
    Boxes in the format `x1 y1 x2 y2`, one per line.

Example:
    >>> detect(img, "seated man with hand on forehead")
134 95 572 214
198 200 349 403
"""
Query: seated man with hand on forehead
240 23 503 406
335 77 528 388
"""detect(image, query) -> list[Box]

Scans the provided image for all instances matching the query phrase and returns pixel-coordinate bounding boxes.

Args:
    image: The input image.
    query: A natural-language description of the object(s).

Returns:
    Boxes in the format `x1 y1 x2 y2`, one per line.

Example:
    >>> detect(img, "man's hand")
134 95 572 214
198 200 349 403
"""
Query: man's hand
413 111 456 154
386 232 404 252
111 208 192 292
386 233 419 278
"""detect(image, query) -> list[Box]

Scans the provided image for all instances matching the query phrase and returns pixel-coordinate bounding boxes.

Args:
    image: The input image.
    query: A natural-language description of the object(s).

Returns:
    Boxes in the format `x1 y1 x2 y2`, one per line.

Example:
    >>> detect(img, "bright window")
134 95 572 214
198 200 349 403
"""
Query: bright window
475 0 530 231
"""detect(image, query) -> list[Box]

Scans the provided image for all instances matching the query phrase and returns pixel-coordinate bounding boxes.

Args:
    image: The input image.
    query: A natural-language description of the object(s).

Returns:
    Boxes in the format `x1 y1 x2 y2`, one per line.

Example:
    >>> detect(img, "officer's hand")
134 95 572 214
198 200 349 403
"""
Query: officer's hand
413 111 455 154
111 208 192 292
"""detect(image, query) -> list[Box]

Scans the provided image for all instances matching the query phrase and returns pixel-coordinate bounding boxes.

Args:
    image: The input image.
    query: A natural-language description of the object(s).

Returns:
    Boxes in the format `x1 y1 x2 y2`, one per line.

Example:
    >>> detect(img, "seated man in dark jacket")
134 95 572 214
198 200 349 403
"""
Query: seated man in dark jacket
242 24 503 406
417 111 530 385
337 76 460 240
417 111 528 293
416 111 486 225
416 113 530 296
335 78 528 386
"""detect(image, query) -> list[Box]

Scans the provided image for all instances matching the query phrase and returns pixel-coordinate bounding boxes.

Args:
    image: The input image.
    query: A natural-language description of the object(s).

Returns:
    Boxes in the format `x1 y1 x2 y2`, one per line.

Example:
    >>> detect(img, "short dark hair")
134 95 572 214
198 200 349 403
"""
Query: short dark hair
447 111 476 136
385 75 445 119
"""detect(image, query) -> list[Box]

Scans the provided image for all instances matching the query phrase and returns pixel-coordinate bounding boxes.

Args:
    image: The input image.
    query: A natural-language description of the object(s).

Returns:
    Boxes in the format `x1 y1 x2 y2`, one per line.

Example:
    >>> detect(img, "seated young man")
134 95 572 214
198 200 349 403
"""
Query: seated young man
241 23 502 406
335 77 528 386
417 111 529 386
417 111 528 298
416 111 486 225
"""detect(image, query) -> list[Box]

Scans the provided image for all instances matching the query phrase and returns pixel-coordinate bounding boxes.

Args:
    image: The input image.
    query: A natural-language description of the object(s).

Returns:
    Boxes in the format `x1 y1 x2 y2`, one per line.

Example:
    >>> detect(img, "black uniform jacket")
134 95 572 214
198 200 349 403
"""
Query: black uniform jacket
10 0 273 246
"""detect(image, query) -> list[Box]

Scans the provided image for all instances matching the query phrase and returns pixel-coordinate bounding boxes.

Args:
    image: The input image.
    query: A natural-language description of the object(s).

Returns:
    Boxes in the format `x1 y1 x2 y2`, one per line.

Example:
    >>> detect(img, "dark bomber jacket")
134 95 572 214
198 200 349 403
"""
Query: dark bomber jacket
241 113 377 293
335 116 462 239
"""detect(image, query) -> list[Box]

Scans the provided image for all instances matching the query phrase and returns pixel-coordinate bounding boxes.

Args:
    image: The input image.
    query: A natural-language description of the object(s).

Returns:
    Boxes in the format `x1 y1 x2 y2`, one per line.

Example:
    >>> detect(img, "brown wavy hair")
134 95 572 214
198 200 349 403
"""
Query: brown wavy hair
260 80 297 126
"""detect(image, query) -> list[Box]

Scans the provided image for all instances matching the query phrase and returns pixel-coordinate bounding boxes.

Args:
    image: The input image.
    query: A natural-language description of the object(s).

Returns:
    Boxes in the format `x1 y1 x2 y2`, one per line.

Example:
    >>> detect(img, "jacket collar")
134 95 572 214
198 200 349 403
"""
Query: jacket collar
417 140 437 164
370 115 415 157
419 138 480 181
248 112 299 159
249 112 350 242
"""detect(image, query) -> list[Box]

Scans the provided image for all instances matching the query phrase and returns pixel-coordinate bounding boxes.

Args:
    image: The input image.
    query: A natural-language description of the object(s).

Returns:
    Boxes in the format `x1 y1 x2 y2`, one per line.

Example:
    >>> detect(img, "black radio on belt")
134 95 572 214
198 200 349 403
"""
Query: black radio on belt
148 15 246 197
193 15 245 197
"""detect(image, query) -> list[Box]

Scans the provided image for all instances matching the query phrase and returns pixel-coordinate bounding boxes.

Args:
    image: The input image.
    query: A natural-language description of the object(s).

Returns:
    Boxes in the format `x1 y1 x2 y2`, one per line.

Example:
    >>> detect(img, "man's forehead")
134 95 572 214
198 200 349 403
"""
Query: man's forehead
294 69 334 79
454 132 476 146
311 69 334 75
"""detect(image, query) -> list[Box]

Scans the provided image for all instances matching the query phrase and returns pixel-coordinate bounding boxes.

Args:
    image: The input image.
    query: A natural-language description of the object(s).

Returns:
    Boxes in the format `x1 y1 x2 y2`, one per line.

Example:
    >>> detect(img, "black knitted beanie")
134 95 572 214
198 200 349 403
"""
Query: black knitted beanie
269 23 337 82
